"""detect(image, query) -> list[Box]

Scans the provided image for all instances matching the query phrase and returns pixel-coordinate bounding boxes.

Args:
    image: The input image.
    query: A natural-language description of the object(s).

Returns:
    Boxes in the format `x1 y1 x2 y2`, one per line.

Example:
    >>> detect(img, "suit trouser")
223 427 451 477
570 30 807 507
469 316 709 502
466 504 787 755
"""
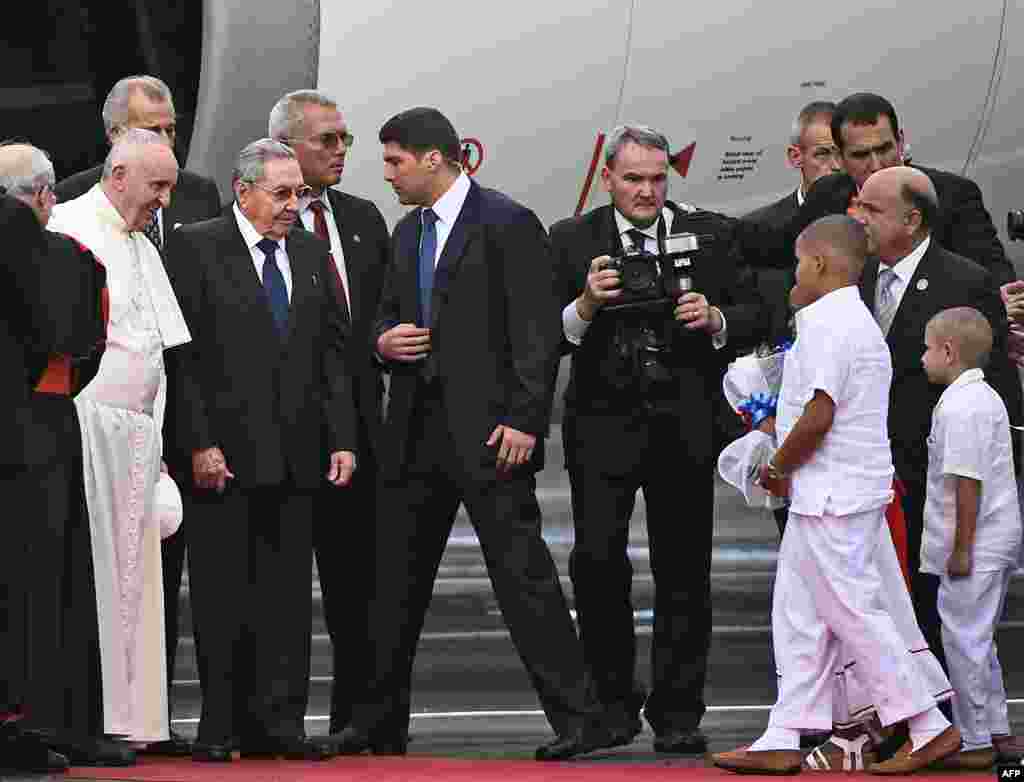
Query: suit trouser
187 483 313 745
359 389 592 740
314 422 377 732
938 568 1012 750
899 478 948 680
160 512 185 710
567 411 713 735
768 508 937 731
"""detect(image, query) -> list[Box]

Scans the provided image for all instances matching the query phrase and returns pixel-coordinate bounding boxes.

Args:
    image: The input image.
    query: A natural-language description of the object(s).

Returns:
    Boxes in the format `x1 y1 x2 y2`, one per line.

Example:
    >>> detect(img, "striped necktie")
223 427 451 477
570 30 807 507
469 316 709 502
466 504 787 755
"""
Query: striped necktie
875 266 899 336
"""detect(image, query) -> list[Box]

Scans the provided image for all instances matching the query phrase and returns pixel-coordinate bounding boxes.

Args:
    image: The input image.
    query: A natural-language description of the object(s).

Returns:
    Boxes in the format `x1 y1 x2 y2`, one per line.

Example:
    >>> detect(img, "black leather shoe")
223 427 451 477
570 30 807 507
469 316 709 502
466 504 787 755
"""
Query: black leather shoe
240 736 334 761
142 728 193 756
325 725 407 755
653 727 708 754
1 729 70 773
607 716 642 748
52 737 137 766
535 724 618 761
192 742 234 762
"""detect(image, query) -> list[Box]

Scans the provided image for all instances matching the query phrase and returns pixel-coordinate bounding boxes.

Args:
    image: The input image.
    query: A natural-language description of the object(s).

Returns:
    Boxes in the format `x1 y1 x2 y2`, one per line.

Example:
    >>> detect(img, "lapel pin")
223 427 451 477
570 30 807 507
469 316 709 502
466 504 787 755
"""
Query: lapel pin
916 278 929 291
353 234 361 243
312 272 319 287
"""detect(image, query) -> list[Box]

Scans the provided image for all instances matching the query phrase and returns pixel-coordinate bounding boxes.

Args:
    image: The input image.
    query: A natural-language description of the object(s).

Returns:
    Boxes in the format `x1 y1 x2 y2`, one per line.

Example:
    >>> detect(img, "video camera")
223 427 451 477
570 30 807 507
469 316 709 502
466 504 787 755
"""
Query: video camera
604 232 707 312
1008 210 1024 242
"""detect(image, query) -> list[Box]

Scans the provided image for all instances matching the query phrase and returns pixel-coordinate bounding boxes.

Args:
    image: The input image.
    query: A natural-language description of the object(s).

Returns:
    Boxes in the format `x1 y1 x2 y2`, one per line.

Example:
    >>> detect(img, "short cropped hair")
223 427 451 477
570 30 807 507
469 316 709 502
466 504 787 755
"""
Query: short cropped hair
0 142 55 196
790 100 837 145
928 306 993 369
232 138 296 185
102 75 175 135
378 107 460 162
101 128 166 179
832 93 900 151
269 89 338 140
900 181 939 232
604 125 670 168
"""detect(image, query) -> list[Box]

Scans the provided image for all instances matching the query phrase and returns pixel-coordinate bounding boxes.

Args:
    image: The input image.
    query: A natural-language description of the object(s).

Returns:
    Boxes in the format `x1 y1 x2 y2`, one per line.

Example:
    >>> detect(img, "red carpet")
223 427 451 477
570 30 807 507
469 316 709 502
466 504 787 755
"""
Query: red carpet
65 756 999 781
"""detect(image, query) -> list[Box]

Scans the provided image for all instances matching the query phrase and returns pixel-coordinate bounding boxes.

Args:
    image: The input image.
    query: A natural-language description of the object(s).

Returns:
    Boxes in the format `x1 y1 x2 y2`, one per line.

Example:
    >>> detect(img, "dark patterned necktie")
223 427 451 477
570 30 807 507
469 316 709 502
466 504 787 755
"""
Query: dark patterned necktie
307 199 349 315
418 208 438 326
143 212 163 255
626 228 648 251
257 237 288 336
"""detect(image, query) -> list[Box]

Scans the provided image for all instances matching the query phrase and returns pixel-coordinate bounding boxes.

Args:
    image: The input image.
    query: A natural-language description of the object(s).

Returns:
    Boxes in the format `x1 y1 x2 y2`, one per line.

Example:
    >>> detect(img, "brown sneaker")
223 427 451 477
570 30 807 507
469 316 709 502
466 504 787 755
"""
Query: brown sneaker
802 733 877 772
713 747 803 775
929 747 996 770
994 734 1024 762
868 726 961 775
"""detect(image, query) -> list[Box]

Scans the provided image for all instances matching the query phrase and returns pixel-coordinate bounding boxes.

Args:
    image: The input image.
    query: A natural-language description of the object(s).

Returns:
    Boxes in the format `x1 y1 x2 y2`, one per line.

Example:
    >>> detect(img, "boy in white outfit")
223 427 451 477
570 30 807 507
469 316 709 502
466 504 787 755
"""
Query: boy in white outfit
920 306 1023 770
713 215 959 775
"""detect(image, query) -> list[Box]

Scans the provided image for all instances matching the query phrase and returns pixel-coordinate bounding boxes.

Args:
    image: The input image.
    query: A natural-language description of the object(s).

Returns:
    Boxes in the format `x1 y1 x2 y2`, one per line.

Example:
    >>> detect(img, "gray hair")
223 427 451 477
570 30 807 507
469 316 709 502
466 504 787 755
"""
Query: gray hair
232 138 297 185
268 90 338 140
0 143 55 196
789 100 837 145
102 75 175 135
101 128 166 178
604 124 671 168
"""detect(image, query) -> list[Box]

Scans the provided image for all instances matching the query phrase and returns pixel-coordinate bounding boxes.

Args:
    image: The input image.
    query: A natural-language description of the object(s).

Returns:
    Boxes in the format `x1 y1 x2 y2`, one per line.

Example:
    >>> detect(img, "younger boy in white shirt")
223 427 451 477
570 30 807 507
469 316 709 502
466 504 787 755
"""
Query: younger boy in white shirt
921 306 1023 769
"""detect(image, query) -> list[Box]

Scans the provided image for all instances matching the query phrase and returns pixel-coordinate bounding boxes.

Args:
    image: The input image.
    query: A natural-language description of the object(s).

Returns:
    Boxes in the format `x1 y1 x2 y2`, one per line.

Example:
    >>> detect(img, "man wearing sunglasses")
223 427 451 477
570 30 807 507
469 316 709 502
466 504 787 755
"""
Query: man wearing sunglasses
269 91 390 740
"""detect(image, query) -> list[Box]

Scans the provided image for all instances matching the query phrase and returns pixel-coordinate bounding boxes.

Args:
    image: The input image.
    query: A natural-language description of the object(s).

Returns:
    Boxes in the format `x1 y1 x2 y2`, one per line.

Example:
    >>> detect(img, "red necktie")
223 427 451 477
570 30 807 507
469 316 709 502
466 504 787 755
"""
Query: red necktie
308 199 349 315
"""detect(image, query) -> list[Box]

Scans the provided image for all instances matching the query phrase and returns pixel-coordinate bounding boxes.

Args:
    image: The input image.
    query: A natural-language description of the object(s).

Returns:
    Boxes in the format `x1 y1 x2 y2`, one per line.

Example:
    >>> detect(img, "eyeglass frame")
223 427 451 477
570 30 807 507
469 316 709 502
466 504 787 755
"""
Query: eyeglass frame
285 131 354 150
245 181 314 203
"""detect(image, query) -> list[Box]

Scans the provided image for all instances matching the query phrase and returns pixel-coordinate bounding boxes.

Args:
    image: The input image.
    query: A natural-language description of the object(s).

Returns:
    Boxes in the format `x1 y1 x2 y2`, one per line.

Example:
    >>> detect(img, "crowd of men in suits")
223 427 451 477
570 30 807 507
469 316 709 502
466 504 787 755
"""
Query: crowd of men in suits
2 75 1023 774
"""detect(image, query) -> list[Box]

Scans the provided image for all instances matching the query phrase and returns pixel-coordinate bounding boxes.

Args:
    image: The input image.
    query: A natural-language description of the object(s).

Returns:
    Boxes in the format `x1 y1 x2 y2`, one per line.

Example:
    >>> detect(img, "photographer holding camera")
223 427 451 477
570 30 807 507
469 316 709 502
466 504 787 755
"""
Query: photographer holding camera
551 125 764 753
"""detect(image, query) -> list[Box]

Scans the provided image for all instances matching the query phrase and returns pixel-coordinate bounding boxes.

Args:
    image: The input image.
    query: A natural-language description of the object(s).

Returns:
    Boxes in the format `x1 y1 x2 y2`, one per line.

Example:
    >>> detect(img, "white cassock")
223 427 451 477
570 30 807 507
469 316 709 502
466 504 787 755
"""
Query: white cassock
49 185 191 743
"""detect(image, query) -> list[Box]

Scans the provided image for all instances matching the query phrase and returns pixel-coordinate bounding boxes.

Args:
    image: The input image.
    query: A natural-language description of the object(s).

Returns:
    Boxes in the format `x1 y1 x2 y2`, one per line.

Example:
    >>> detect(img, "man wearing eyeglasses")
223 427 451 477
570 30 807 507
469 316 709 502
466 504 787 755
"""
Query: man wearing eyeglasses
165 139 356 762
54 75 222 758
269 91 390 739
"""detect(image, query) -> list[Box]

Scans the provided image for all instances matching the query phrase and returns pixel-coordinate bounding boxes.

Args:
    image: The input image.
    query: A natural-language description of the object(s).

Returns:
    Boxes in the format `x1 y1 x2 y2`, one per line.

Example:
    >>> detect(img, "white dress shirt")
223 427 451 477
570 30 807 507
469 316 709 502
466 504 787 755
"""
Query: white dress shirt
880 235 930 312
562 207 727 347
922 368 1022 574
299 190 351 311
425 171 472 266
233 203 292 301
777 285 894 517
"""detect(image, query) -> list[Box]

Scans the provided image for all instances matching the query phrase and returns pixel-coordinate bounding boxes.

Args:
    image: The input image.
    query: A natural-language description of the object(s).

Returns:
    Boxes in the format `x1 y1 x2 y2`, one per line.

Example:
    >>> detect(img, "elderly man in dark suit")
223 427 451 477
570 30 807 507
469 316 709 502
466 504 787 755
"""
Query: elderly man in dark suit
852 169 1021 757
332 107 616 762
268 89 390 736
54 75 221 756
165 139 355 763
550 125 764 756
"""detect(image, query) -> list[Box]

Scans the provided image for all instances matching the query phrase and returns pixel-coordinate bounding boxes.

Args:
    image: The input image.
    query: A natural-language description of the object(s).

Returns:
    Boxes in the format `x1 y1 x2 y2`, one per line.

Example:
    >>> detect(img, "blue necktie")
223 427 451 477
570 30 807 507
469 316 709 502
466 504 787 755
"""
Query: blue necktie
418 208 438 327
258 237 288 336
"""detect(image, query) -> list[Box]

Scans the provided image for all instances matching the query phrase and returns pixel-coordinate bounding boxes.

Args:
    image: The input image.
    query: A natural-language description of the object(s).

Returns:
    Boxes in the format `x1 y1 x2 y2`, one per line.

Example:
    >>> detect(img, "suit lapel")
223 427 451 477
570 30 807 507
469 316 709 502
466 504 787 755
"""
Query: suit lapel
886 244 935 344
222 218 281 341
429 182 480 330
284 234 316 343
861 258 879 312
327 190 359 326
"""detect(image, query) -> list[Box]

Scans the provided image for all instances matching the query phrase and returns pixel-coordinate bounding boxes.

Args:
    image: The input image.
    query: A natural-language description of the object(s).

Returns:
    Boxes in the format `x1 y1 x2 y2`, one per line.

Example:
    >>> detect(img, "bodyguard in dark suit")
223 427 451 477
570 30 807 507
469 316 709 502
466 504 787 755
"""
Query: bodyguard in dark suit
269 90 390 735
853 165 1022 677
742 100 839 347
798 93 1016 287
165 140 355 762
54 76 221 756
551 125 764 754
332 107 614 762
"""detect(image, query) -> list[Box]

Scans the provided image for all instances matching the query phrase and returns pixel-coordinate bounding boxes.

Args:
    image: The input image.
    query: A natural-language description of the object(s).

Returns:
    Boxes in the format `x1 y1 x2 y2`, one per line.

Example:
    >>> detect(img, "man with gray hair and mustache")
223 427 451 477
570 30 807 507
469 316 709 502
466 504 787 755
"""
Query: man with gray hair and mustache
48 128 190 761
165 138 355 762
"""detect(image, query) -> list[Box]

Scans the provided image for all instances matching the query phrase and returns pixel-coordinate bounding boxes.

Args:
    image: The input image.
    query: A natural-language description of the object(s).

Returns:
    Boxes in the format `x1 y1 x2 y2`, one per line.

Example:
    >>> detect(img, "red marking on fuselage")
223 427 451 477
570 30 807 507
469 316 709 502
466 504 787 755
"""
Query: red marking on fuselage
670 142 696 178
461 138 484 176
575 132 607 217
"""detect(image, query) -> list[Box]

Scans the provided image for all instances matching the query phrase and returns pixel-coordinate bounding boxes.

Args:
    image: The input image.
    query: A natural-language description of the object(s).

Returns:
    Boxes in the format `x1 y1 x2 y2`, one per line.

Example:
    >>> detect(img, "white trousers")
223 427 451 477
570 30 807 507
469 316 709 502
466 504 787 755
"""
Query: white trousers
832 522 951 727
768 509 937 731
938 568 1012 750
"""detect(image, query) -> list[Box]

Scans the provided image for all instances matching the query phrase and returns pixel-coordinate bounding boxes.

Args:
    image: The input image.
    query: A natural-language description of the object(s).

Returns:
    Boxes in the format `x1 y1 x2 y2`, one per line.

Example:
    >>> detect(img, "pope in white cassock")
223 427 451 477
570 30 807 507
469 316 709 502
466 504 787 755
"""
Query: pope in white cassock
48 129 190 743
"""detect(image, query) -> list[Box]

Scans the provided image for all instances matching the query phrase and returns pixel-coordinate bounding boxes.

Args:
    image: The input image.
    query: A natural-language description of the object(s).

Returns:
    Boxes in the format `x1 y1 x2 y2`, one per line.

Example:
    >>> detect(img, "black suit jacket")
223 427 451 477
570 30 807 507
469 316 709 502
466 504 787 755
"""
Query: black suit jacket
800 166 1015 286
56 165 222 237
315 189 390 456
860 241 1022 485
165 213 355 490
741 190 800 344
550 202 764 471
374 179 561 482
